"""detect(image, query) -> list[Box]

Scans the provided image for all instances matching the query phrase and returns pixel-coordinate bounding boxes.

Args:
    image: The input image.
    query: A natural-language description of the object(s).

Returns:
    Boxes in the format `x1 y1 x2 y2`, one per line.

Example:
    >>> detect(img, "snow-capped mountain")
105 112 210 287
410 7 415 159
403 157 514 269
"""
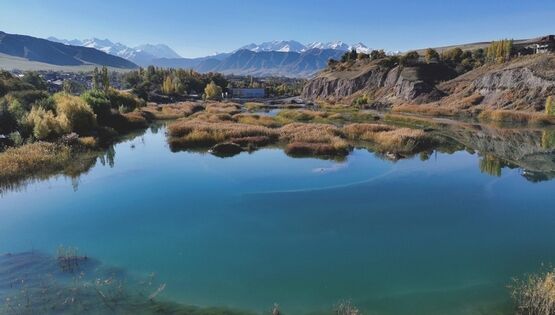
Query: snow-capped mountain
134 44 182 59
240 40 372 53
47 37 181 66
238 40 307 53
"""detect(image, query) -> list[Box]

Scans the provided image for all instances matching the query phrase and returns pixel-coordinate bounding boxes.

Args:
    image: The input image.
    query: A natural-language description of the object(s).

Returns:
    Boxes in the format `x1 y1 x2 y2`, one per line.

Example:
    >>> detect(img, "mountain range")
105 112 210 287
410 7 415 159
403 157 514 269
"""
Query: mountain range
0 31 372 77
47 37 181 66
0 31 137 69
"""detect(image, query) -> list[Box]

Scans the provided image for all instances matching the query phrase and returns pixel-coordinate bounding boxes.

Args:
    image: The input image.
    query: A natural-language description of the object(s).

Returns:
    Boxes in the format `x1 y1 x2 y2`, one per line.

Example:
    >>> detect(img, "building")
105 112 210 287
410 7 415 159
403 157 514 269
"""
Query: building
518 35 555 55
230 88 266 99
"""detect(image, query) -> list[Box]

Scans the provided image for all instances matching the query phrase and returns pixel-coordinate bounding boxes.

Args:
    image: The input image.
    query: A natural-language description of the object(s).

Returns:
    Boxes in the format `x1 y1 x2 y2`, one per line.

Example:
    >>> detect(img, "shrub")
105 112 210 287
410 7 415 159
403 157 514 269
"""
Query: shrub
53 93 97 134
26 106 63 140
107 89 145 112
0 100 18 134
4 90 49 110
352 94 370 107
81 89 112 121
400 51 420 66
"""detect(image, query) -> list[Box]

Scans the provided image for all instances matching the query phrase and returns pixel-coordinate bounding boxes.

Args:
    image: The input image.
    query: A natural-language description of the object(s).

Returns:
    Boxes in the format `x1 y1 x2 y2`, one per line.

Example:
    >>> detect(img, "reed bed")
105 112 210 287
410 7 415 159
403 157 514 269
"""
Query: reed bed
140 102 203 120
0 142 72 182
205 102 242 115
343 123 436 154
167 119 279 148
279 123 350 156
233 113 282 128
479 110 555 125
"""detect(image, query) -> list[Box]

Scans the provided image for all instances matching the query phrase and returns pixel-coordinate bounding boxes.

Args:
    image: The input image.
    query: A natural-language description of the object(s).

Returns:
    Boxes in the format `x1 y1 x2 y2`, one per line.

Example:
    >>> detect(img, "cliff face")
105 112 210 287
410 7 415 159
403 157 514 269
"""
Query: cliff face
302 54 555 112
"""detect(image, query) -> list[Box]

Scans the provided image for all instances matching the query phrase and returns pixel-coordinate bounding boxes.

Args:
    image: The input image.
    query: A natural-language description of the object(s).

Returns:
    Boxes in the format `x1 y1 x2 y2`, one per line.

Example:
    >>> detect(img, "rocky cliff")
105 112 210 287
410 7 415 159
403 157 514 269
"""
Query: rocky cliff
302 54 555 112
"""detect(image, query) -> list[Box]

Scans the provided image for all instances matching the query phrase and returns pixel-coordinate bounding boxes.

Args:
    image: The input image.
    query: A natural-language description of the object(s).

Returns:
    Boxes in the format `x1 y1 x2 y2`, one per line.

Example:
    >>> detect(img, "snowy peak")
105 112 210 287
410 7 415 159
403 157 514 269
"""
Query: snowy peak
238 40 307 53
135 44 181 59
46 37 181 65
239 40 372 53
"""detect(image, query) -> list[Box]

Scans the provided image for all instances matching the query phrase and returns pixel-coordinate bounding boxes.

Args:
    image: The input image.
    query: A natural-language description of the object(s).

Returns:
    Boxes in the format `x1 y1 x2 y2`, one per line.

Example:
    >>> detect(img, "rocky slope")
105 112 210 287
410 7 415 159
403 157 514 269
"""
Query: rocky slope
302 54 555 112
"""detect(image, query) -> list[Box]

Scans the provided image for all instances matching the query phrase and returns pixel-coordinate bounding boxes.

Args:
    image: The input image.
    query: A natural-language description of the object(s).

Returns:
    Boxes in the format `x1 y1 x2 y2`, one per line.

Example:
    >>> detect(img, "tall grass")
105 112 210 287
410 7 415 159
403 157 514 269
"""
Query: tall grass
343 123 436 154
511 268 555 315
0 142 72 183
140 102 203 120
167 119 278 149
279 123 350 156
233 113 282 128
479 110 555 125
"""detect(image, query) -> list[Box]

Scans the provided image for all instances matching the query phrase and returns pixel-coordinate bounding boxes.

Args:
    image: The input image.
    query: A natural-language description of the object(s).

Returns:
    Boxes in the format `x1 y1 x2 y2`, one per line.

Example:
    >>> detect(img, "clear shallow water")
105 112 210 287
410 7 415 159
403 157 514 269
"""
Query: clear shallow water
1 125 555 314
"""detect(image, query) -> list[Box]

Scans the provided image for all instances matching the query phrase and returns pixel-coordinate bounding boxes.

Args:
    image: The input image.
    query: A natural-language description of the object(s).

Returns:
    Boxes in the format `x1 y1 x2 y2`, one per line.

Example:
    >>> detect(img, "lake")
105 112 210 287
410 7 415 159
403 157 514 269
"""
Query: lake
1 122 555 315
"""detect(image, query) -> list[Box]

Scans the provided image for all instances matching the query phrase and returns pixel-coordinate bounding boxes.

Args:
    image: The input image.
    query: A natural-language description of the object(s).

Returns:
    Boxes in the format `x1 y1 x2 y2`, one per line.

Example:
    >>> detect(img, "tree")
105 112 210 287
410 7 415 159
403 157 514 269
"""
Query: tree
486 39 513 63
370 50 386 60
204 81 222 100
424 48 440 63
93 67 100 90
441 48 463 64
357 53 369 60
22 72 47 90
400 51 420 66
101 66 110 93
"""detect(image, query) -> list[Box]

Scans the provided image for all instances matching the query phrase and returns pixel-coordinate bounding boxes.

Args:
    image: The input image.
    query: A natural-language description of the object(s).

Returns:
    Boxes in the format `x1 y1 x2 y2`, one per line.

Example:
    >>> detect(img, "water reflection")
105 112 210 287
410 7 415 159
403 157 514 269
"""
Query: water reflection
2 119 555 196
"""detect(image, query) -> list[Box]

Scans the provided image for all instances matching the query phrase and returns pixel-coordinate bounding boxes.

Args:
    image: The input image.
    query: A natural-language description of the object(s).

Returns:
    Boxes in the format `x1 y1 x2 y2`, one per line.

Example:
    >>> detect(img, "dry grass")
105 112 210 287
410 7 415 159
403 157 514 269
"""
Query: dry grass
343 123 436 154
479 110 555 125
167 119 278 149
511 269 555 315
233 114 282 128
276 109 330 123
244 102 266 110
392 104 460 116
205 102 242 115
77 136 98 148
343 123 396 140
140 102 203 120
0 142 72 183
279 123 350 156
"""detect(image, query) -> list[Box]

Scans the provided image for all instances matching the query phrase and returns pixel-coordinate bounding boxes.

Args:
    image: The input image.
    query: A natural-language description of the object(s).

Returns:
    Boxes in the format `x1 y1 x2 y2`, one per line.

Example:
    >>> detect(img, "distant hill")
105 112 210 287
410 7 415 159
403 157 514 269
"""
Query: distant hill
0 31 138 69
148 49 344 77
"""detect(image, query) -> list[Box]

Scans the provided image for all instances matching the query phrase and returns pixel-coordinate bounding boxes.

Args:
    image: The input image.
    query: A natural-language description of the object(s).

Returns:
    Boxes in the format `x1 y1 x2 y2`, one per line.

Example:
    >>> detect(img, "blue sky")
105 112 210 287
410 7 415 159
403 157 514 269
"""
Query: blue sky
2 0 555 57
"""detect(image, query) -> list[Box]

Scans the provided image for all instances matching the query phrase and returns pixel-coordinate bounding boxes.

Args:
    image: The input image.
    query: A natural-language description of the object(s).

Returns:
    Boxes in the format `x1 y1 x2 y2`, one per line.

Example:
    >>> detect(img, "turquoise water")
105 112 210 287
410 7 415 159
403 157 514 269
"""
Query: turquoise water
2 125 555 314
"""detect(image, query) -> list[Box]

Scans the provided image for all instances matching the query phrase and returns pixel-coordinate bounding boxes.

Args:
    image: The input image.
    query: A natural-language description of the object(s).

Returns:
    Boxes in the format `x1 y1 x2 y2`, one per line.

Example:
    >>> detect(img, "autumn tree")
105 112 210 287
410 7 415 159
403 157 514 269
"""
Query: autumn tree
204 81 222 100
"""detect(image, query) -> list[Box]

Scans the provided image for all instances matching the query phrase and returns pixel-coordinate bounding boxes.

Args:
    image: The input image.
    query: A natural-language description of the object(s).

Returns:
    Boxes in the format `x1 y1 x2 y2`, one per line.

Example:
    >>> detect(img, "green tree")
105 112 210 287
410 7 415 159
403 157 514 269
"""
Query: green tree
101 66 110 93
81 90 111 122
204 81 222 100
93 67 100 90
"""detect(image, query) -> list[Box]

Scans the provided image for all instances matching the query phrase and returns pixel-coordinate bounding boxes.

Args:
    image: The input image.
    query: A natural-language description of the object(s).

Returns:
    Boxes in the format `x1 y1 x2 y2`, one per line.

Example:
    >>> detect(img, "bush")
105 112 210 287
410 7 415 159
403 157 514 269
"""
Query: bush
0 100 18 134
53 93 97 134
400 51 420 66
4 90 49 110
81 89 112 121
107 89 144 112
26 106 63 140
